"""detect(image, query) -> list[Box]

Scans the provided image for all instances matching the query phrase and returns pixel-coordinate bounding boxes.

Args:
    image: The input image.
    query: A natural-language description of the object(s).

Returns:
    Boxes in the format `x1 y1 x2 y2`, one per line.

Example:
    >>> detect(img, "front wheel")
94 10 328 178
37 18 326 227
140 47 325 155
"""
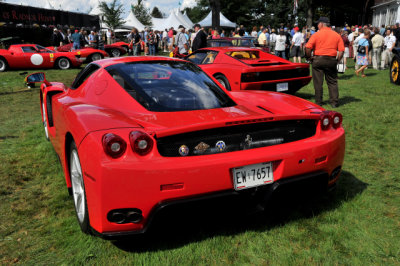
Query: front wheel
0 58 7 72
90 53 102 62
57 58 71 70
390 55 400 85
214 74 231 91
69 141 91 234
110 48 121 57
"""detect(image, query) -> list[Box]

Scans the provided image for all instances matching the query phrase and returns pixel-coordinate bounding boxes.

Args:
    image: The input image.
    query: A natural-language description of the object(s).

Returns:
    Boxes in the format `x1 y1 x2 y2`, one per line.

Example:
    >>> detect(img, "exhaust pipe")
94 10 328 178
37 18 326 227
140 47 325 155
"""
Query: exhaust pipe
107 208 143 224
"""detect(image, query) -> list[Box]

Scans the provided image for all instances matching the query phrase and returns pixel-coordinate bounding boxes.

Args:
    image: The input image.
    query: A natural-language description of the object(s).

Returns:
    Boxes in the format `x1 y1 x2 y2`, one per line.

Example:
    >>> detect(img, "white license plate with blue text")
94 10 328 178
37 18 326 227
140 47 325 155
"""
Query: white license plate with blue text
276 82 288 92
232 162 273 190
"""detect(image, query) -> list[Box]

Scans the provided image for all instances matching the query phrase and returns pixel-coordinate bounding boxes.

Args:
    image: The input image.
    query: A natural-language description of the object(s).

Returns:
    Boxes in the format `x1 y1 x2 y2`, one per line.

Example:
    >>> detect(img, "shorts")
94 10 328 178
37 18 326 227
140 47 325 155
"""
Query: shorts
293 46 301 57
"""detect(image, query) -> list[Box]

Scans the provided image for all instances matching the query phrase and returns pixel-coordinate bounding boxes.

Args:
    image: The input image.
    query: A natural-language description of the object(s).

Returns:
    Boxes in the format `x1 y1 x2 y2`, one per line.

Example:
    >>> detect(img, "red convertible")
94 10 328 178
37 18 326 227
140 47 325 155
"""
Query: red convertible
32 56 344 237
0 44 82 71
186 47 312 94
47 44 109 62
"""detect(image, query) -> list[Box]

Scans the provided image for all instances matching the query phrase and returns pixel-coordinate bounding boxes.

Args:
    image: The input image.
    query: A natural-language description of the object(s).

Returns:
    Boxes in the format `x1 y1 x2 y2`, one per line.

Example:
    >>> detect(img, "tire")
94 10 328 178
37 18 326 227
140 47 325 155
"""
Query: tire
90 53 102 62
69 141 91 234
110 48 121 57
0 57 7 72
41 100 49 140
214 74 231 91
390 55 400 85
57 57 71 70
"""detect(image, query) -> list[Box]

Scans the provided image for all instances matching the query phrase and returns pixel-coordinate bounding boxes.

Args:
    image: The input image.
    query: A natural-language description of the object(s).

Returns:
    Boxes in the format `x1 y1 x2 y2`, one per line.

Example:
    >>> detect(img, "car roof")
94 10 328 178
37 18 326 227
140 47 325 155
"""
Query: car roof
94 56 188 68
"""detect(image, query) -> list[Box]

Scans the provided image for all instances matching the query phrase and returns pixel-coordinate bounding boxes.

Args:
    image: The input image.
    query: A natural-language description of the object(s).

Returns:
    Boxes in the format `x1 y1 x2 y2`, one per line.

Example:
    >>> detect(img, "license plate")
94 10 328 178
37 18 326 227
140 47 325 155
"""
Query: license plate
232 162 273 191
276 83 288 92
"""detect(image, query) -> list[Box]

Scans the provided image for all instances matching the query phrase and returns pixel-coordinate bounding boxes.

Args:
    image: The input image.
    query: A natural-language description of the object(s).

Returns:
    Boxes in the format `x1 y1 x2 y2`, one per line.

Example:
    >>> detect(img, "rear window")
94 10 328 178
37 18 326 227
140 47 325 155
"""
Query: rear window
186 51 218 64
106 61 236 112
226 50 260 60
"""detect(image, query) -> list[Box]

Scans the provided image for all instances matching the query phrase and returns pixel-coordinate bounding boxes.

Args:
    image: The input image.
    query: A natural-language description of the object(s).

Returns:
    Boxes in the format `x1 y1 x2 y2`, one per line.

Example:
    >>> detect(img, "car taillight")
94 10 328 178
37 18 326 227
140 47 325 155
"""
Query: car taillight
320 111 343 130
331 112 343 129
241 72 260 82
102 133 127 158
129 131 154 156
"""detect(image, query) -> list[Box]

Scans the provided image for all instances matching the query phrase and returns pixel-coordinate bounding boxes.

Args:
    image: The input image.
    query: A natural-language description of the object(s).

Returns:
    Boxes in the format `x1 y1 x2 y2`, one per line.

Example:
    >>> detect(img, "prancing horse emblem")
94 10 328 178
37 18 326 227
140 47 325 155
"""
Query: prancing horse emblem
194 142 210 153
245 135 252 146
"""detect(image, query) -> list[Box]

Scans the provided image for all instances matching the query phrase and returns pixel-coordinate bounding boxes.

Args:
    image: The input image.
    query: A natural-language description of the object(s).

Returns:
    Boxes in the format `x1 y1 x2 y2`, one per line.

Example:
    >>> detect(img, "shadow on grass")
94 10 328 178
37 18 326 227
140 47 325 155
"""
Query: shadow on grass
112 171 367 252
339 96 362 106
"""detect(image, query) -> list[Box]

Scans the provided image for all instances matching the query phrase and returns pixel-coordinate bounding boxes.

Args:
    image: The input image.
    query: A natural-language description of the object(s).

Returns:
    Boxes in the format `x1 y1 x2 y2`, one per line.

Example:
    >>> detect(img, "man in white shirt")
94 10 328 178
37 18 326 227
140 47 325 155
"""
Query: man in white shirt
348 30 354 57
275 29 287 59
381 29 396 69
269 29 277 53
291 27 303 63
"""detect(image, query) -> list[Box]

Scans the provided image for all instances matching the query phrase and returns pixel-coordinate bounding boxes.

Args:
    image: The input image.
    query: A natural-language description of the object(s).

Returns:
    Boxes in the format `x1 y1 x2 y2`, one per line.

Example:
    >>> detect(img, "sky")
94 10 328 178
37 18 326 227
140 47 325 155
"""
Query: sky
3 0 197 17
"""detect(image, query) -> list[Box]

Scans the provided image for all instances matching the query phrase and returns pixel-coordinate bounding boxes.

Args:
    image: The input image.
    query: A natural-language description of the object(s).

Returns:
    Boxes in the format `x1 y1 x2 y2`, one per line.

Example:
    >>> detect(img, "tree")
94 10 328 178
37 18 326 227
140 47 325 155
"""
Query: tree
151 6 163 18
132 0 153 27
98 0 125 30
209 0 221 29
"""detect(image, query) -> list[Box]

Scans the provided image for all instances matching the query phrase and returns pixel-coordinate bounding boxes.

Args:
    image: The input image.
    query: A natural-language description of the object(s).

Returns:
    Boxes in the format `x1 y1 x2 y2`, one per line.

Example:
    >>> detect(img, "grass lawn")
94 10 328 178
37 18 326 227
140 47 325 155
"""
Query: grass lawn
0 60 399 264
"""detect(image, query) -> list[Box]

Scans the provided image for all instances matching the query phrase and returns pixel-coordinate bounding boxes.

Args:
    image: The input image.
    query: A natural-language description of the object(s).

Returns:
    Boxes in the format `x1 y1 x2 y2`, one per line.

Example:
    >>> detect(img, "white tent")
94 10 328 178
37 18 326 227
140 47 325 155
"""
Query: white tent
123 10 145 31
197 12 236 28
175 10 193 29
152 10 192 31
182 11 194 27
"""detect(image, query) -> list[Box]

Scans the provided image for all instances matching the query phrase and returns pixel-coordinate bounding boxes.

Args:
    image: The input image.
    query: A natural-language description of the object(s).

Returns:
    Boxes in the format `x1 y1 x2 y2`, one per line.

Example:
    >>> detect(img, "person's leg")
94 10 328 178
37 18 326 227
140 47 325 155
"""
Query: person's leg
312 57 325 106
372 48 378 69
324 57 339 107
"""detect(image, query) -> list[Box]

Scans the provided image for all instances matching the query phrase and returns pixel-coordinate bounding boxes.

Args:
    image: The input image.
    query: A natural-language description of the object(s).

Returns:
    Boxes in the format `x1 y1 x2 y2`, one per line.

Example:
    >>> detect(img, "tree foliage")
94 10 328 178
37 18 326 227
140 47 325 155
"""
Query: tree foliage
98 0 125 30
151 6 163 18
185 0 373 30
132 0 153 27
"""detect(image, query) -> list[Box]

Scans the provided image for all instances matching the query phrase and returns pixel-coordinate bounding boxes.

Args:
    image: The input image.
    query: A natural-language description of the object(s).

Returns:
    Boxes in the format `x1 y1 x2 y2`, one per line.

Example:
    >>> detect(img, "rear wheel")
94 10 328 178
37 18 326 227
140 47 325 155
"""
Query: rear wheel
90 53 102 62
110 48 121 57
69 141 91 234
214 74 231 91
57 58 71 70
390 55 400 85
0 58 7 72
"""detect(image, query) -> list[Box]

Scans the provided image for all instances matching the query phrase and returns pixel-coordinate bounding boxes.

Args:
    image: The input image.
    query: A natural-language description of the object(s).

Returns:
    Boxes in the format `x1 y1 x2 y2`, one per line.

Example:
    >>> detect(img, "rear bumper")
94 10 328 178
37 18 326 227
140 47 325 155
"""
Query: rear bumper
241 76 312 93
94 170 337 239
77 126 345 235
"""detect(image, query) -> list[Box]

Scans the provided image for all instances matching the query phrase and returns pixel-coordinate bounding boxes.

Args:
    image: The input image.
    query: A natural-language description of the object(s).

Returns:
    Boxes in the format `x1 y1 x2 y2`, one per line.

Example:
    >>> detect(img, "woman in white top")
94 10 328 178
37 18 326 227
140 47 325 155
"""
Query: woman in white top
251 26 258 38
275 29 287 59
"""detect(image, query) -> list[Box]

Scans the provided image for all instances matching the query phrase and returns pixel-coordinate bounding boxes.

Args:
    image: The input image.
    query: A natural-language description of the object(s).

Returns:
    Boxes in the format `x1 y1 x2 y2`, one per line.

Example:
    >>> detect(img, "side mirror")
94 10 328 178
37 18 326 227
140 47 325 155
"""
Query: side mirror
25 72 50 88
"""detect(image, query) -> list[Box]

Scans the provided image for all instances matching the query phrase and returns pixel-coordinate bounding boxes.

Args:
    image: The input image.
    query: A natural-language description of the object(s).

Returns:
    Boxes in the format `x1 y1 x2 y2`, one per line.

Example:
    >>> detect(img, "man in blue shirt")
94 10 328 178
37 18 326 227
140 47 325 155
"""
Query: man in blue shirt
71 29 81 50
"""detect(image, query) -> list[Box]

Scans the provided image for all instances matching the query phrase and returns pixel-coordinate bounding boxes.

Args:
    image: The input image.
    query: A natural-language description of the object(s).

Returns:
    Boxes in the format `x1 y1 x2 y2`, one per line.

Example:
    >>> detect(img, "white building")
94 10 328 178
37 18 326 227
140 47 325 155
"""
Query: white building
372 0 400 26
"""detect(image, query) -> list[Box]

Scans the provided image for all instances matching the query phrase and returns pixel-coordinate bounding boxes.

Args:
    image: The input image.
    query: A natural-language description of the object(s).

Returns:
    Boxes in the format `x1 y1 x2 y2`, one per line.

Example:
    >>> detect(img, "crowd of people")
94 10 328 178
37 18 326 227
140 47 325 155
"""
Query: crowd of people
51 28 116 50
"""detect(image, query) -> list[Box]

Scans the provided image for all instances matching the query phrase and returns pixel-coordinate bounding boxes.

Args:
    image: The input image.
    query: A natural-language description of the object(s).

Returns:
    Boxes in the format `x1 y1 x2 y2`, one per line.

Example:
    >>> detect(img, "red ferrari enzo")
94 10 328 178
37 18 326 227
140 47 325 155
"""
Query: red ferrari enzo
0 44 82 71
186 47 312 94
32 56 344 237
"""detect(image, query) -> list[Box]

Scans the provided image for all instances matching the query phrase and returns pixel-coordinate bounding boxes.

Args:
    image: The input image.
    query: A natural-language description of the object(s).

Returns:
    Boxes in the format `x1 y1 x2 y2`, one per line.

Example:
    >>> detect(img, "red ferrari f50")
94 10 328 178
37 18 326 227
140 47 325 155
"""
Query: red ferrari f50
33 56 345 237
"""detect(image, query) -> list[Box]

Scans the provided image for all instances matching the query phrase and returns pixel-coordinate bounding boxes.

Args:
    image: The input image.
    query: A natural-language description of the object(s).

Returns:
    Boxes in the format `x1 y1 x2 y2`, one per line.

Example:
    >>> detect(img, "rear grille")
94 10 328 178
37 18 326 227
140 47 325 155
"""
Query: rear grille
156 120 317 157
241 68 310 82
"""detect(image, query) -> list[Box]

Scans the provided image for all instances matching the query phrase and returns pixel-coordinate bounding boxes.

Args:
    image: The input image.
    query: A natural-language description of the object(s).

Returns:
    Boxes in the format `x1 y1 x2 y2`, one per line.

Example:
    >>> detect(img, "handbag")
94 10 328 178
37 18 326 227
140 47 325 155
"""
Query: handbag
337 57 345 74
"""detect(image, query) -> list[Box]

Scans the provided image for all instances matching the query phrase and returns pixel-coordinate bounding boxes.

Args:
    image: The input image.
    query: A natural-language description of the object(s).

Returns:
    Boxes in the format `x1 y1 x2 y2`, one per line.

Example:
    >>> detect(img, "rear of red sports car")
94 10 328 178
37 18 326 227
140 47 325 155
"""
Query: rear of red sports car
40 57 344 237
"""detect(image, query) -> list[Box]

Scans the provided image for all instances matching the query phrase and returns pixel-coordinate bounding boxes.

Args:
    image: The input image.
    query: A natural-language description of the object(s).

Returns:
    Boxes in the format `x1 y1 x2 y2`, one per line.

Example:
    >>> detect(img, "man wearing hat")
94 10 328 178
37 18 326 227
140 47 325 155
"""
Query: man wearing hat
71 29 81 50
175 25 189 55
192 23 207 52
305 17 344 108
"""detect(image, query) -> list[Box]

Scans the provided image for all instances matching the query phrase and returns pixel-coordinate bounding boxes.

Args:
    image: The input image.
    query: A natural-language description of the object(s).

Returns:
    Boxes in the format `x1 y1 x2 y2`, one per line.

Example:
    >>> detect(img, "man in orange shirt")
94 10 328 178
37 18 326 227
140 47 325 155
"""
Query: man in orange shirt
305 17 345 108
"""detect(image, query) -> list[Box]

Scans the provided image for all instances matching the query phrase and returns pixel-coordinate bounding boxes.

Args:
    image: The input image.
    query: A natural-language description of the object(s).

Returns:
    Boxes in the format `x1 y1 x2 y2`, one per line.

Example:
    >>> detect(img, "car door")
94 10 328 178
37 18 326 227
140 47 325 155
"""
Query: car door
21 45 51 69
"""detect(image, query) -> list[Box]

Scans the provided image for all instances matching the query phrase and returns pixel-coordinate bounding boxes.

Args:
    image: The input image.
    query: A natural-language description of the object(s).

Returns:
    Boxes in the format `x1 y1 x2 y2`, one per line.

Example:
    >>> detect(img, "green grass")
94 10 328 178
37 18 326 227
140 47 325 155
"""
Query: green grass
1 61 400 264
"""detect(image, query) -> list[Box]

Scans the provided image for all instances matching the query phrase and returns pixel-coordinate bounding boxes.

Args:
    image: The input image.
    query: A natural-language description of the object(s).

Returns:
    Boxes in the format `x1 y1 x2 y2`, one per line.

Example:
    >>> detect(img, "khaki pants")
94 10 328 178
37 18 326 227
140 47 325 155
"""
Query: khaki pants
312 56 339 106
381 49 393 69
372 48 381 70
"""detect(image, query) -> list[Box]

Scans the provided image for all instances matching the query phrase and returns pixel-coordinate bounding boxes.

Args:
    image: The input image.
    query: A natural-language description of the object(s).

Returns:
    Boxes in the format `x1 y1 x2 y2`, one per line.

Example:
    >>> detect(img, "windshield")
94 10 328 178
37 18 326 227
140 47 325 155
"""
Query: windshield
106 61 236 112
35 45 55 53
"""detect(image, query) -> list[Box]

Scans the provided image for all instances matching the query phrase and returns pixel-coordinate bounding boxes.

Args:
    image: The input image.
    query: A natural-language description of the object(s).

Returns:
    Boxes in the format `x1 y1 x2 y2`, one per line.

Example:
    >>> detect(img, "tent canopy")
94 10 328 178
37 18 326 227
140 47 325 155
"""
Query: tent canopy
123 10 145 31
152 10 192 31
197 12 236 28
